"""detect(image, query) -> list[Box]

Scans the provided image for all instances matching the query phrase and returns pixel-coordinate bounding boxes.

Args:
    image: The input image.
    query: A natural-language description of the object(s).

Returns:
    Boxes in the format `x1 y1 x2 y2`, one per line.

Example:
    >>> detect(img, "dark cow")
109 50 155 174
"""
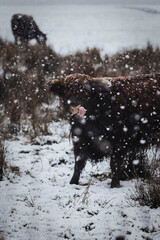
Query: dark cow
50 73 160 188
11 14 47 44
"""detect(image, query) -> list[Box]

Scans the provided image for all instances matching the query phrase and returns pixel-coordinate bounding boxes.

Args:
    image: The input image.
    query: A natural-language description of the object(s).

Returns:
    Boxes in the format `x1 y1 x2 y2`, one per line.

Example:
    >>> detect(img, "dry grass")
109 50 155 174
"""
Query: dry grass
0 38 67 139
128 151 160 209
129 177 160 209
17 193 35 208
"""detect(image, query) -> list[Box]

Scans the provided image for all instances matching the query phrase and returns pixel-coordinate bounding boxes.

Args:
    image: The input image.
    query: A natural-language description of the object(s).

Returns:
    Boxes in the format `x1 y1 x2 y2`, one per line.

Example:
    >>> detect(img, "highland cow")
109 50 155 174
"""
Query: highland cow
11 14 47 44
50 73 160 188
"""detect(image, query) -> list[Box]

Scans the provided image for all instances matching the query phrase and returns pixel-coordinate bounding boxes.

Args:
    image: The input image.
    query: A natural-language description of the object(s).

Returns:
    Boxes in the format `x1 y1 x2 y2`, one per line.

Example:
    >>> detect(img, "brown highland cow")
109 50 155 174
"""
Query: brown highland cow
50 73 160 188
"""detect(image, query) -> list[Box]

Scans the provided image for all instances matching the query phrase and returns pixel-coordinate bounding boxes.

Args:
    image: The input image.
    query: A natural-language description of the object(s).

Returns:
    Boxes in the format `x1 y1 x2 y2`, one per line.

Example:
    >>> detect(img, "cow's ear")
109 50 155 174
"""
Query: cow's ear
49 79 65 97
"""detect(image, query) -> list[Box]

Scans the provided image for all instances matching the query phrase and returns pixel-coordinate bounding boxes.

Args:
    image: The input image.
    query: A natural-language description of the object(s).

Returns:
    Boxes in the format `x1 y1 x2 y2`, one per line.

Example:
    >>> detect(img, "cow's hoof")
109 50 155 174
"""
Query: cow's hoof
111 179 120 188
70 178 79 185
70 172 80 185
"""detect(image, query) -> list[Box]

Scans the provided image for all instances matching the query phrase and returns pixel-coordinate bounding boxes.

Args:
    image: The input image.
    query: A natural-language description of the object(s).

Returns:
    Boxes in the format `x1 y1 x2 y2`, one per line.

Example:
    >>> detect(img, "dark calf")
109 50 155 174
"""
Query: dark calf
50 73 160 188
11 14 47 44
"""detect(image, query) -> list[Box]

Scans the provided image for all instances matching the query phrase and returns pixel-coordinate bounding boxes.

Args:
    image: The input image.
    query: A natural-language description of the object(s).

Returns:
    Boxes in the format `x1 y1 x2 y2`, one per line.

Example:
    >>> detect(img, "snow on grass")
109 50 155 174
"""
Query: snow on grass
0 120 160 240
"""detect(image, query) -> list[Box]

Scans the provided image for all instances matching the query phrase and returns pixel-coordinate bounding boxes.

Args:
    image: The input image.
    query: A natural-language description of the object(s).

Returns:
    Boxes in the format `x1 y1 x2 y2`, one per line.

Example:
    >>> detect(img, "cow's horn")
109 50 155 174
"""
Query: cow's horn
49 78 61 86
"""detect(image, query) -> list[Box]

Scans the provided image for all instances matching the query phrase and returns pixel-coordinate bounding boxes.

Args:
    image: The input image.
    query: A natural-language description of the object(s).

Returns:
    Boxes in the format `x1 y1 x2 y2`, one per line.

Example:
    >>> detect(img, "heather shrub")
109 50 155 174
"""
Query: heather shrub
128 149 160 208
129 177 160 208
60 47 105 77
108 43 160 76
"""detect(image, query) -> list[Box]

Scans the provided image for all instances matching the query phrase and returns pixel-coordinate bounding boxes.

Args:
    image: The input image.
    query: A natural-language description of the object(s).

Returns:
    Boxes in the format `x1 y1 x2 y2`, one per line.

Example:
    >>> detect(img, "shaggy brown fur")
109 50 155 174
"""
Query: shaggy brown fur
50 73 160 188
11 14 47 44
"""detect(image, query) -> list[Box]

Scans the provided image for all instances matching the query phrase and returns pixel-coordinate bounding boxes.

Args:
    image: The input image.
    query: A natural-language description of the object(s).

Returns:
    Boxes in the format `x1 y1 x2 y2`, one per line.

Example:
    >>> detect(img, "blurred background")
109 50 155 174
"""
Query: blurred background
0 0 160 56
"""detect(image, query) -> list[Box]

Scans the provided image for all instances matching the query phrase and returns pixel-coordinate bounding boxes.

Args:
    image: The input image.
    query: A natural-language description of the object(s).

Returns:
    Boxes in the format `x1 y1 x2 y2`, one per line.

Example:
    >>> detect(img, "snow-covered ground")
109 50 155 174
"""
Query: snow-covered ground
0 3 160 55
0 121 160 240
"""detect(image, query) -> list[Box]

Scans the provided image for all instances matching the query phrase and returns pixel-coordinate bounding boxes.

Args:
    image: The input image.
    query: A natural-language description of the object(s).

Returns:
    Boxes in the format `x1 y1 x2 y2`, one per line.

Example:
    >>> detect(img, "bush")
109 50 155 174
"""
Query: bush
108 42 160 76
129 177 160 208
60 47 105 77
128 151 160 209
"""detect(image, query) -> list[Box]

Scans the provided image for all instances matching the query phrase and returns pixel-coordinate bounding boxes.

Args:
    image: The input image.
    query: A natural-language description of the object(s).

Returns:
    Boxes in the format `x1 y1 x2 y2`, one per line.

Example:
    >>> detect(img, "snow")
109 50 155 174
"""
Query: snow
0 4 160 55
0 120 160 240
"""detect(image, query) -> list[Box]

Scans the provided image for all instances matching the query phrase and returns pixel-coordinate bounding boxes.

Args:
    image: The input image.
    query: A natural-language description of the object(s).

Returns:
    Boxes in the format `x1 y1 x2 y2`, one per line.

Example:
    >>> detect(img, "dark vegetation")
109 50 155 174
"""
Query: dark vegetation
129 176 160 208
0 37 160 206
128 147 160 208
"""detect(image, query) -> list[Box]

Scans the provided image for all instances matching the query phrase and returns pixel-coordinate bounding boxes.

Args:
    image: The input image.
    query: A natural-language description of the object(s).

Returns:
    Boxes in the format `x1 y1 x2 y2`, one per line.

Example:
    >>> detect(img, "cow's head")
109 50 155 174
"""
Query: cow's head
37 33 47 44
50 74 94 117
50 73 110 119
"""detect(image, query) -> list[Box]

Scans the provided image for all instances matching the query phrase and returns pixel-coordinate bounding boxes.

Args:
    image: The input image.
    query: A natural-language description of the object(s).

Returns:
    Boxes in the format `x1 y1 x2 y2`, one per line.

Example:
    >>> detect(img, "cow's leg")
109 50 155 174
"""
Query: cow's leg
70 154 87 184
15 36 18 45
36 35 40 44
110 152 123 188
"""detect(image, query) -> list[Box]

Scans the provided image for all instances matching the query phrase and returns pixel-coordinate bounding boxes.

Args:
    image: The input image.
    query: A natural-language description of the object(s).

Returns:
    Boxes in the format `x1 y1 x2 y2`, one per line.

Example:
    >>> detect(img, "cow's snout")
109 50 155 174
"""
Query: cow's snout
70 105 86 118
